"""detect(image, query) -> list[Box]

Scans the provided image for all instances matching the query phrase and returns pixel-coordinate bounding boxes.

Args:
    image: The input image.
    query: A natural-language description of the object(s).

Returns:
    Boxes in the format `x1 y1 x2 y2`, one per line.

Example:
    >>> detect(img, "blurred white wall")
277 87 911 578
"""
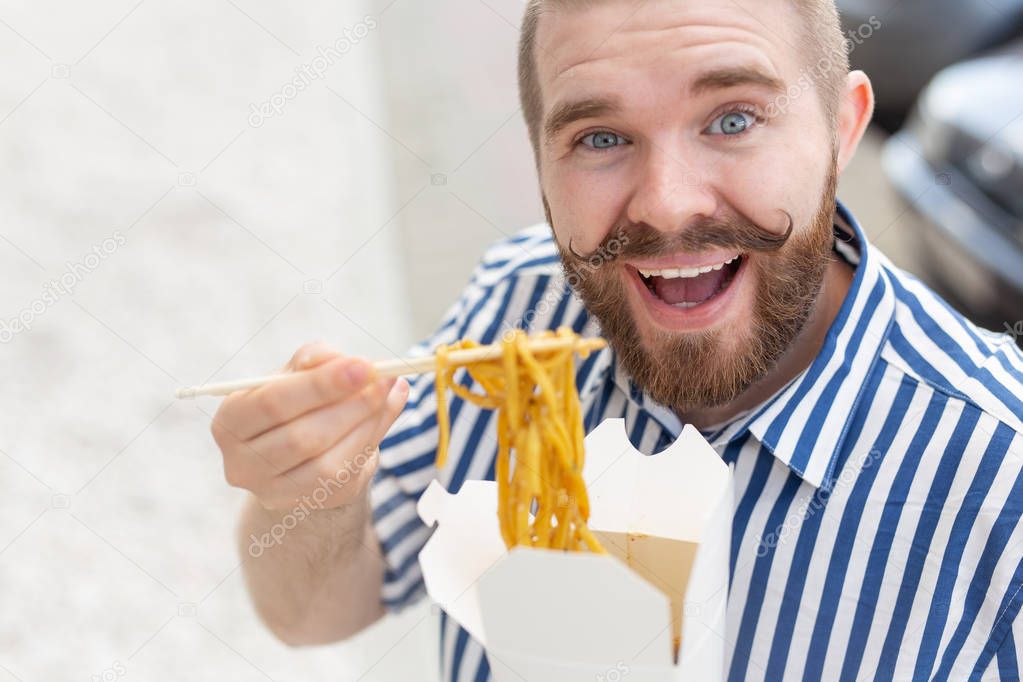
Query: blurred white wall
374 0 545 338
0 0 462 680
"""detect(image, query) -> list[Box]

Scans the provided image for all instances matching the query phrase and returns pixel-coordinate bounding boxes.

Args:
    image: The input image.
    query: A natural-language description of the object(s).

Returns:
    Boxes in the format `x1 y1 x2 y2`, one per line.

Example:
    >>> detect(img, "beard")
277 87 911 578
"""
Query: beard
552 165 839 414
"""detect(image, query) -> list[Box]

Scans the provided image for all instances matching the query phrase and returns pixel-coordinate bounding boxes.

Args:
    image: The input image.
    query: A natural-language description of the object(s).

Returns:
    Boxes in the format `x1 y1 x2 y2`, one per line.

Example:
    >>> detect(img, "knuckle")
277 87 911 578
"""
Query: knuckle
314 459 347 486
290 341 318 364
209 405 230 440
297 340 321 355
255 390 286 424
209 418 224 444
210 417 238 449
314 361 344 398
290 340 339 370
284 425 319 454
311 428 335 455
223 461 250 489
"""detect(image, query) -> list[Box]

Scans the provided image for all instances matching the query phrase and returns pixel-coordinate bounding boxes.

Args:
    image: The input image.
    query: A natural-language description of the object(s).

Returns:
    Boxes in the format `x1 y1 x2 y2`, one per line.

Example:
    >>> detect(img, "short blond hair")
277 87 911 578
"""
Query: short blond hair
518 0 849 165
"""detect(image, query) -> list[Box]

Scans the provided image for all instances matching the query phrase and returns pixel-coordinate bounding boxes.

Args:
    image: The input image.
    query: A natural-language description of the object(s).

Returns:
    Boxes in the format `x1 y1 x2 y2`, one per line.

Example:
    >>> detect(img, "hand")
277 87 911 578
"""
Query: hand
211 342 408 511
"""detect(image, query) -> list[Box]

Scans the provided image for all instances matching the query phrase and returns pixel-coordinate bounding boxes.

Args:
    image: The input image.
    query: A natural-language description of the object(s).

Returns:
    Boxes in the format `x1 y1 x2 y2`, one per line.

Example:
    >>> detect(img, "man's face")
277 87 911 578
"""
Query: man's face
535 0 840 412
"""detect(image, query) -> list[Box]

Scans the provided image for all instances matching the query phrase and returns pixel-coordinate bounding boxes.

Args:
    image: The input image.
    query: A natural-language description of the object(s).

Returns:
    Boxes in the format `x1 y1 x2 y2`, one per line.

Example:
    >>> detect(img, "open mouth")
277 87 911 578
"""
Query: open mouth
636 255 745 309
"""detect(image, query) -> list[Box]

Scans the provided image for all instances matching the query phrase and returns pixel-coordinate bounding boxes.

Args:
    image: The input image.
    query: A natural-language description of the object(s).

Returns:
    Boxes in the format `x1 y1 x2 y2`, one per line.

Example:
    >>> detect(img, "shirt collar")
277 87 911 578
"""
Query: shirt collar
598 199 897 491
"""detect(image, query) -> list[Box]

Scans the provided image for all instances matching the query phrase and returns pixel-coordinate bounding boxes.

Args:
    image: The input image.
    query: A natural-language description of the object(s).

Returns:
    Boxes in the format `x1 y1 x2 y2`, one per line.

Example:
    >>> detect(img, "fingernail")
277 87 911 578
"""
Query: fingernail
345 362 369 385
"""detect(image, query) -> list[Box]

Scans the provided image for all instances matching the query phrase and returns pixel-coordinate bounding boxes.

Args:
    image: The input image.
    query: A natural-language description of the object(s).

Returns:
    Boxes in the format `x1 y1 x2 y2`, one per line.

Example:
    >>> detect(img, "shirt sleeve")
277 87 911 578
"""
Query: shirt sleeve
368 228 566 611
368 278 481 612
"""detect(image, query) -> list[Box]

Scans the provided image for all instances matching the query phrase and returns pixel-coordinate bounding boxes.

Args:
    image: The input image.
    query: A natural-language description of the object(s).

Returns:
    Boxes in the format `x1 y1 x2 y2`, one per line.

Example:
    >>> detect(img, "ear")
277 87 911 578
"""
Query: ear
835 70 875 173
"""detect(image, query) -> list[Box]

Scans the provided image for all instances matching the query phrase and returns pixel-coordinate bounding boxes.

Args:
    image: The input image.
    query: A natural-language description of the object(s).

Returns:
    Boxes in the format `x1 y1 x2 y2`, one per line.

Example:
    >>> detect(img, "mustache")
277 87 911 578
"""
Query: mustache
562 210 794 266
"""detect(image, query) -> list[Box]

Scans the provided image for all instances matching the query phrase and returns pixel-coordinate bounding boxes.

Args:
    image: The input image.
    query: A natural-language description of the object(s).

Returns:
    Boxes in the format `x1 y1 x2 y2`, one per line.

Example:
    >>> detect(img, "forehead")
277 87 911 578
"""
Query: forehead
535 0 803 104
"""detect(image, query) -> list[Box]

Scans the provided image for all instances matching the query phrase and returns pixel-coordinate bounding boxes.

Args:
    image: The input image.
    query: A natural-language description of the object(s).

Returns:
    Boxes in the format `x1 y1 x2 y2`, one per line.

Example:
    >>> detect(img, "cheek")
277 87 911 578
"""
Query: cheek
713 145 828 231
543 162 631 253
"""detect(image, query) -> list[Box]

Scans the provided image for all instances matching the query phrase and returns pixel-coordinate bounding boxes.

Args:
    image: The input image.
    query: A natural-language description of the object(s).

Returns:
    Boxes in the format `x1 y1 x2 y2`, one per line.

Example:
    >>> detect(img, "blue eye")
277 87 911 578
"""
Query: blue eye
707 111 757 136
579 131 627 149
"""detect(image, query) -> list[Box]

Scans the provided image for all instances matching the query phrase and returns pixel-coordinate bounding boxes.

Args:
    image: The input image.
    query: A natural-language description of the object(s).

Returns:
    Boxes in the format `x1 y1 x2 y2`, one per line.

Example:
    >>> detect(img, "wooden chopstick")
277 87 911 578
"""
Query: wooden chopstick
174 336 607 399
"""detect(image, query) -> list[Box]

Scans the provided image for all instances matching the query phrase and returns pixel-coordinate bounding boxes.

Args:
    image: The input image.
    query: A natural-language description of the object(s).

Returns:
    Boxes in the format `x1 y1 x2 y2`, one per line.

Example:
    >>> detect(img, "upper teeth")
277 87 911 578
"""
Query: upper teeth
638 256 739 279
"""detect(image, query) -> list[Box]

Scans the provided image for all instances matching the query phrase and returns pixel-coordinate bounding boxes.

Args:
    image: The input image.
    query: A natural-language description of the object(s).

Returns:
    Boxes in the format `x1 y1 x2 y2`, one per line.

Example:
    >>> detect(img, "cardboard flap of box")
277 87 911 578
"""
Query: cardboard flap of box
675 472 732 675
583 420 730 541
416 418 733 681
418 479 507 645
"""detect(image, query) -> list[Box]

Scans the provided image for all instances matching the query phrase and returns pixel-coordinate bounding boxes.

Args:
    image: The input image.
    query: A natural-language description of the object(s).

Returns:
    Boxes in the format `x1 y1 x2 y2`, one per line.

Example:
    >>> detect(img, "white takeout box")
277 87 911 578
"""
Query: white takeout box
417 418 733 682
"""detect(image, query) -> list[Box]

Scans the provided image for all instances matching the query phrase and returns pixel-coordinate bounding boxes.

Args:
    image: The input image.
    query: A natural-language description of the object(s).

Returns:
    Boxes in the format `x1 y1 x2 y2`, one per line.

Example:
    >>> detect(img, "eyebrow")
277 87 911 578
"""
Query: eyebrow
689 66 786 96
542 66 786 145
543 96 621 144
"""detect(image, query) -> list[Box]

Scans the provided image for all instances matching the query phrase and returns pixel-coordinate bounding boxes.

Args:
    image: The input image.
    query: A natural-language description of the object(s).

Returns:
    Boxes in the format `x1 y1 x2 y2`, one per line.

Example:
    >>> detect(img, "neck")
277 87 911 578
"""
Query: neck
679 252 855 431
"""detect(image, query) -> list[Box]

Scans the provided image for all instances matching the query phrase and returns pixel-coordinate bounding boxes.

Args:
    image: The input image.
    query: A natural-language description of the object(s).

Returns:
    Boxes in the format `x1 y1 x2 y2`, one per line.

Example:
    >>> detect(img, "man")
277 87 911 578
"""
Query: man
210 0 1023 679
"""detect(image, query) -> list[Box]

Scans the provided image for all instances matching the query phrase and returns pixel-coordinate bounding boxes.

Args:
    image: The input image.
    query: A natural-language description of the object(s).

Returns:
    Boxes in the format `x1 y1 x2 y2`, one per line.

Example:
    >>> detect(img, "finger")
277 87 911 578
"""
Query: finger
284 341 342 371
216 342 343 440
254 379 404 501
232 356 375 440
245 377 397 472
221 433 295 494
260 414 383 509
210 404 259 472
370 376 410 446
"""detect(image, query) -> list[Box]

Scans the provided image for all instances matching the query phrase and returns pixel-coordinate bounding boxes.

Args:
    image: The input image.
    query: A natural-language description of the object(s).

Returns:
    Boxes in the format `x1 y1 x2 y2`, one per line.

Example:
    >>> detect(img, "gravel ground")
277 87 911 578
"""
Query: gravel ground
0 1 912 680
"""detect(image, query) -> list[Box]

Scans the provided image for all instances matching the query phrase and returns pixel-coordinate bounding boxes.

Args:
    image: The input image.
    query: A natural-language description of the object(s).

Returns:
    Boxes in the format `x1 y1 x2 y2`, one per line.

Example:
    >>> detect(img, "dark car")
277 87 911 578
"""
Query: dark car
882 47 1023 344
839 0 1023 131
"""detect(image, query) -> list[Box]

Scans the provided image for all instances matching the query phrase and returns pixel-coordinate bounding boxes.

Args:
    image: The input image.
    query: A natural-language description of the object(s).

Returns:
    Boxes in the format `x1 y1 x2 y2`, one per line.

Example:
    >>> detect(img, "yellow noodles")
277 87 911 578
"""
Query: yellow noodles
434 327 604 553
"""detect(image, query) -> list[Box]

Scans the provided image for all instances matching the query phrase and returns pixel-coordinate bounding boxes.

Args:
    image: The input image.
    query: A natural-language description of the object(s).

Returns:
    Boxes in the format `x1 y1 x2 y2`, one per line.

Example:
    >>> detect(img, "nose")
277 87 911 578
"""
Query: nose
625 145 718 234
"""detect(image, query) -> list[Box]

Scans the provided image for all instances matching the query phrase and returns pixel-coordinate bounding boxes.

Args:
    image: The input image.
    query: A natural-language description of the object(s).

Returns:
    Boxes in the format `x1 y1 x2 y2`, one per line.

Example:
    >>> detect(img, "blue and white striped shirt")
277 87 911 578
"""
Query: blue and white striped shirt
370 200 1023 681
